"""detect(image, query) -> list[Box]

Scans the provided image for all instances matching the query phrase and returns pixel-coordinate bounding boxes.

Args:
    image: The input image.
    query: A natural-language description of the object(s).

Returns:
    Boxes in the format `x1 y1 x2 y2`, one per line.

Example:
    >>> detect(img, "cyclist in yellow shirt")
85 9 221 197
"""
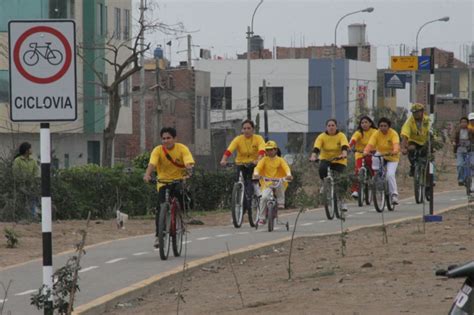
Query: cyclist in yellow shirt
143 127 195 248
310 119 349 211
220 119 265 214
253 141 292 225
401 103 431 177
349 116 377 199
364 117 401 205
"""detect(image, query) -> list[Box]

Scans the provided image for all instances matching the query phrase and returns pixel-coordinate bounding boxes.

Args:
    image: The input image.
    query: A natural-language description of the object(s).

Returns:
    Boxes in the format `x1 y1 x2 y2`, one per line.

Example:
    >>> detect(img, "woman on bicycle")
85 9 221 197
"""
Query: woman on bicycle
310 119 349 211
220 120 266 211
363 117 400 205
349 116 377 199
253 141 292 225
452 116 474 186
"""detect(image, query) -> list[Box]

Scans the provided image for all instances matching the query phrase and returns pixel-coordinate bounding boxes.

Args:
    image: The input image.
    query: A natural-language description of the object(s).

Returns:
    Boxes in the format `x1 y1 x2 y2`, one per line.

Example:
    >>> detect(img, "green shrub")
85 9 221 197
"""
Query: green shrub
4 227 19 248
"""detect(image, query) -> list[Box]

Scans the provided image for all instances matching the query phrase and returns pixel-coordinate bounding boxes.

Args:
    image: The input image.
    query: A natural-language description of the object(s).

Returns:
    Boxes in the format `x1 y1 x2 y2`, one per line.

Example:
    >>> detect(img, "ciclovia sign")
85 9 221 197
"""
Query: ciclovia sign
8 20 77 122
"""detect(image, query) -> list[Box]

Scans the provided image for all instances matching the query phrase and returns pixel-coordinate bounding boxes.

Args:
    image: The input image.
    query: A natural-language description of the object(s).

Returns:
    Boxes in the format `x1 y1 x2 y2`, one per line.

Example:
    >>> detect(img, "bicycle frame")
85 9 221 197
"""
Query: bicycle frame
255 177 289 231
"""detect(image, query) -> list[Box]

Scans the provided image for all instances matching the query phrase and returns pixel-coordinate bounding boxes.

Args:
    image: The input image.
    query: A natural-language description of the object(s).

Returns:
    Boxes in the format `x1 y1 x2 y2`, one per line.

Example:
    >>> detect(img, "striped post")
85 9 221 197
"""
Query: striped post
429 48 435 215
40 123 53 314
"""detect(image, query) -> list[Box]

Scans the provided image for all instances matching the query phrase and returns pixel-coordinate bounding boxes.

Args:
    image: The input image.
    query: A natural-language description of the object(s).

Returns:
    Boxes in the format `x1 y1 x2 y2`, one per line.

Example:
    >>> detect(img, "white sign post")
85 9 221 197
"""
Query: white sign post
9 20 77 122
8 20 76 315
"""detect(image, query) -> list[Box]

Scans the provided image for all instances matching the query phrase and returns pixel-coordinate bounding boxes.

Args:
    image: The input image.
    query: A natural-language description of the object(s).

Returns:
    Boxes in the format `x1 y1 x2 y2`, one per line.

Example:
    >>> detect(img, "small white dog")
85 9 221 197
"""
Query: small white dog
116 210 128 229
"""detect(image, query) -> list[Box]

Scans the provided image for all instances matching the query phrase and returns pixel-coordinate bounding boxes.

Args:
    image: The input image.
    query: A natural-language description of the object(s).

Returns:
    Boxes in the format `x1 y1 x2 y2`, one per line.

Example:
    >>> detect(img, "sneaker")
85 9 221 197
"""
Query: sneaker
153 237 160 248
257 219 265 225
351 191 359 199
391 195 399 205
340 204 348 212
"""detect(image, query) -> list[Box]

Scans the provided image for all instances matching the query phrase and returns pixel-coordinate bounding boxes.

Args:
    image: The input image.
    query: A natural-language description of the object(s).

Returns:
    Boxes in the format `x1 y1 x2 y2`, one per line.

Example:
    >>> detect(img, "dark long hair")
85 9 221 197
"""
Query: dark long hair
357 116 376 135
15 142 31 159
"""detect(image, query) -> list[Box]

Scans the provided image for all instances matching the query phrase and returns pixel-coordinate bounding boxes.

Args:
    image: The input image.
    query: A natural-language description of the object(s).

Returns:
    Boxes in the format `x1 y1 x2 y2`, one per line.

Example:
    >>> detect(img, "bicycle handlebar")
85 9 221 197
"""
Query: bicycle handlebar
149 178 188 185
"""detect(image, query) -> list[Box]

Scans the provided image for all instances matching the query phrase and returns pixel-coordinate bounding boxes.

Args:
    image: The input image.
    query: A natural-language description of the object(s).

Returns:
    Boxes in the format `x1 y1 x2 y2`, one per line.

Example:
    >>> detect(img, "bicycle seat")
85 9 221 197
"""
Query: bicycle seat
45 42 52 45
446 261 474 279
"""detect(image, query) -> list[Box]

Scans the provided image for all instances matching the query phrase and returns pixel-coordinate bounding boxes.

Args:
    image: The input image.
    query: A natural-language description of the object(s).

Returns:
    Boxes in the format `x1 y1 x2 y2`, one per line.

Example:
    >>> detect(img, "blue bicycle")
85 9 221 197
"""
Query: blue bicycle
371 154 395 213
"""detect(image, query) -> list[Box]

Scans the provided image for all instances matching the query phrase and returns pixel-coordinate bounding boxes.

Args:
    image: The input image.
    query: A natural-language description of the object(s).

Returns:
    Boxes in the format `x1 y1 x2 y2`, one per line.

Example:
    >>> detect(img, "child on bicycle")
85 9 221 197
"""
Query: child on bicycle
452 116 474 187
363 117 400 205
349 116 377 199
252 141 292 225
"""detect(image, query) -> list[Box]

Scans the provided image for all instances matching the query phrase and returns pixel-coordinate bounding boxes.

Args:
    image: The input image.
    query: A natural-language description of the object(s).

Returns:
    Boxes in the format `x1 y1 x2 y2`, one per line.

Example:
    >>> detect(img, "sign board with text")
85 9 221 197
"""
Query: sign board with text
8 20 77 122
390 56 418 71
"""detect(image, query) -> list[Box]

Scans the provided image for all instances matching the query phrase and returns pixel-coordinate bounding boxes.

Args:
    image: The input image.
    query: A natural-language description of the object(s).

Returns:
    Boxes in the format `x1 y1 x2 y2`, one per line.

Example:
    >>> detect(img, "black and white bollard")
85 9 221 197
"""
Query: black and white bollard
40 123 53 314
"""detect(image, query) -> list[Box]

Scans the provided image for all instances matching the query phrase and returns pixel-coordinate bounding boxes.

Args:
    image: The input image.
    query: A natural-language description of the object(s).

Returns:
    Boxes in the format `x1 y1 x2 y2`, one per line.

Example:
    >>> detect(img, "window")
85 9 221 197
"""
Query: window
308 86 322 110
87 141 101 165
124 9 130 39
122 78 130 107
203 96 209 129
114 8 121 39
196 96 202 129
259 86 284 110
210 87 232 110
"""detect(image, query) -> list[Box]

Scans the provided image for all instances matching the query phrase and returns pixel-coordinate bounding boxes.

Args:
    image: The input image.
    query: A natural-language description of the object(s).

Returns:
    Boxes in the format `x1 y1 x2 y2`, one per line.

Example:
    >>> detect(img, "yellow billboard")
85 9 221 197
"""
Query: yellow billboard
390 56 418 71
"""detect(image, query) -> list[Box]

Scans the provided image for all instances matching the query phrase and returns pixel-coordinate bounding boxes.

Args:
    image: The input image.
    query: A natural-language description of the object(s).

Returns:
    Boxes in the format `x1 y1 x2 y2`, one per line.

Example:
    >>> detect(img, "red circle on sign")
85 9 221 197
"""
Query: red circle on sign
13 26 72 84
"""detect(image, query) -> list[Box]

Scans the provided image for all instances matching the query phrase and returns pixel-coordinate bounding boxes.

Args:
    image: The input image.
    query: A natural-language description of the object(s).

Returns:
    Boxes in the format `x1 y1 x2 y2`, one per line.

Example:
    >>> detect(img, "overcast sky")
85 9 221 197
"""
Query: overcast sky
136 0 473 68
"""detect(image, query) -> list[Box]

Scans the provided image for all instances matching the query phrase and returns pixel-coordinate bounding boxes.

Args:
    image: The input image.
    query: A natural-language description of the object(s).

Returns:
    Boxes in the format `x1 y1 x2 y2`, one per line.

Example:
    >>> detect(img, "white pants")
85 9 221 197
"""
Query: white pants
259 186 285 219
372 152 399 196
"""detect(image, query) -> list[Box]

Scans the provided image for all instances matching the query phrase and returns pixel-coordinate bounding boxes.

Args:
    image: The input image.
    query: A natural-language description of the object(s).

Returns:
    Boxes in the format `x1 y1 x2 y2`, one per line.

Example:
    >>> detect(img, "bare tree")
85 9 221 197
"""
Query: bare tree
78 2 185 166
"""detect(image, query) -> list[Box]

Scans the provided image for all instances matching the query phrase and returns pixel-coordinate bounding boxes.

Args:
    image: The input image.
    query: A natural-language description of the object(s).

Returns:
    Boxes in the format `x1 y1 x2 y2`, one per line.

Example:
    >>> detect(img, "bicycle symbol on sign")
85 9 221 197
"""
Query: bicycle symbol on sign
22 42 63 66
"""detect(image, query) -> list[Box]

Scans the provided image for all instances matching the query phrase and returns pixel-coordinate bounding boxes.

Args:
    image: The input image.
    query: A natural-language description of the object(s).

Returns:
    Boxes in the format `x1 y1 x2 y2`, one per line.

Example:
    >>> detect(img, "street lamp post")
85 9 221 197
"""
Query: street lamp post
411 16 450 103
246 0 264 120
222 71 231 121
331 7 374 119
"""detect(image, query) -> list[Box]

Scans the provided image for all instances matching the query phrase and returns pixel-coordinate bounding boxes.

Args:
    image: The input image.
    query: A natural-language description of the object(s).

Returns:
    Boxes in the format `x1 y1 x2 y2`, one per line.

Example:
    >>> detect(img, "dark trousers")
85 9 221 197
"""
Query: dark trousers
318 160 346 180
408 142 428 170
156 183 184 237
236 164 256 211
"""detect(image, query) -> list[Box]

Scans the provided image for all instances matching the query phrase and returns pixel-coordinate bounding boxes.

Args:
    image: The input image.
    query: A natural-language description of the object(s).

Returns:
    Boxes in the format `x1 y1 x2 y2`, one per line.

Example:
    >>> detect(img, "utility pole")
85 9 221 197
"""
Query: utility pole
154 58 162 145
187 34 192 69
246 26 252 120
469 46 473 112
139 0 146 152
263 79 269 141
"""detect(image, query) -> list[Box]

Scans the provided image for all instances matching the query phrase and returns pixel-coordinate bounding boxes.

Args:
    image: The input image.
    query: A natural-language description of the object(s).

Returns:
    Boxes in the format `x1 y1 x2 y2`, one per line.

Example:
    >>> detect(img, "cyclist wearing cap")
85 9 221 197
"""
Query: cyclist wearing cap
364 117 401 205
310 119 349 211
401 103 431 177
220 119 265 214
143 127 195 248
253 140 292 225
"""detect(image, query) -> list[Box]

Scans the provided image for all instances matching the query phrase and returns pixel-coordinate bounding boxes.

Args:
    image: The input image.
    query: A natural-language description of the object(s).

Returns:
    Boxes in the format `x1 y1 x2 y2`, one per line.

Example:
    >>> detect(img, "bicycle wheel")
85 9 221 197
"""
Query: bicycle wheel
231 182 244 228
357 169 366 207
364 180 372 205
172 202 184 257
414 165 424 204
386 182 395 211
158 202 171 260
267 201 275 232
323 177 335 220
248 195 259 227
23 50 39 66
372 174 385 213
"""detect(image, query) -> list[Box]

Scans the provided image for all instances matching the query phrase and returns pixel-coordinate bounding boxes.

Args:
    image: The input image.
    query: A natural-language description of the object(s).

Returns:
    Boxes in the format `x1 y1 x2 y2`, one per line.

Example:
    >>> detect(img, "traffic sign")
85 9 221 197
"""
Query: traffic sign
8 20 77 122
390 56 418 71
418 56 431 70
384 73 407 89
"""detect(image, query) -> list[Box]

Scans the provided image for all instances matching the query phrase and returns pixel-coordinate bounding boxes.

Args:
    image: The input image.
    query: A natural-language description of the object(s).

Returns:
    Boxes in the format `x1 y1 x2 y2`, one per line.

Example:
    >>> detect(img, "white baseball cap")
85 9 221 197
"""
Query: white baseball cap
469 113 474 121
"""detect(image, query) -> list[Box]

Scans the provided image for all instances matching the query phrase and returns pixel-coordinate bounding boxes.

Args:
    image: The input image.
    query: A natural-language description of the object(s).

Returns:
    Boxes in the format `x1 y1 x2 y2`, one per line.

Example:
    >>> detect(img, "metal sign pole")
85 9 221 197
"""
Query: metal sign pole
40 122 53 315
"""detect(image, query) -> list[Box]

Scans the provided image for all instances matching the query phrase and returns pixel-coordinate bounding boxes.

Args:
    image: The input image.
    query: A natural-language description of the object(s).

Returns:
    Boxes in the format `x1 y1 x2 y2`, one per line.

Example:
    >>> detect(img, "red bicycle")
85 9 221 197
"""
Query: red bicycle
156 179 187 260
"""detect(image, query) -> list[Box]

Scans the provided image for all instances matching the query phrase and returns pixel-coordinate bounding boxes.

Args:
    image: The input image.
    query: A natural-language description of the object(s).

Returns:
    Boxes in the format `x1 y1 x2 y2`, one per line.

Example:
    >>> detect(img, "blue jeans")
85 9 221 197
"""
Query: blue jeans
456 151 474 183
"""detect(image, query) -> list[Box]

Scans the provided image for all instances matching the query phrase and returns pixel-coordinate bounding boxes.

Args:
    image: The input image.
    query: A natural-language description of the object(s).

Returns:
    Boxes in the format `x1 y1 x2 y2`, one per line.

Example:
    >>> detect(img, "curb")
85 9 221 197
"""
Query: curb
73 201 468 315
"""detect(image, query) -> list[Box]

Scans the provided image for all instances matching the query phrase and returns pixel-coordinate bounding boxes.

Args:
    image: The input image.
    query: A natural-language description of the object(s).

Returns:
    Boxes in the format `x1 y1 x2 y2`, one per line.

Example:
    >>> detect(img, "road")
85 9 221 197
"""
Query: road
0 190 468 315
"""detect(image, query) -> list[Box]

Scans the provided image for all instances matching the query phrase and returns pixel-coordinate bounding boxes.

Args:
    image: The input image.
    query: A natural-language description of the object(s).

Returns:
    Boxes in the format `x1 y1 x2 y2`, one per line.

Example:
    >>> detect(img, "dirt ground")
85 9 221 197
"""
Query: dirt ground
106 206 474 315
0 150 458 269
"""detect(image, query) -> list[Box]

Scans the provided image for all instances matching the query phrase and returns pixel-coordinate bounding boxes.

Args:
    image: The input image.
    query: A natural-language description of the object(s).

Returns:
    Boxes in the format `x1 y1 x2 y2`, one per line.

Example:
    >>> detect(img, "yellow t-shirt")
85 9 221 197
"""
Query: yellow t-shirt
350 128 377 160
364 128 400 162
313 132 349 166
254 156 291 189
226 134 265 164
149 143 195 189
400 114 430 146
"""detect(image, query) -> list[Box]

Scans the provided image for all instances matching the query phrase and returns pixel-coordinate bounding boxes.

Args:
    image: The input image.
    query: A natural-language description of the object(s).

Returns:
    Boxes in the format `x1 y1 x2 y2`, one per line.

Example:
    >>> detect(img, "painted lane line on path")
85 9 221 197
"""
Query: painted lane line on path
216 234 231 238
301 222 313 226
356 211 365 215
15 289 37 296
236 232 249 235
318 220 326 223
105 258 126 264
196 237 212 241
79 266 99 273
132 252 149 256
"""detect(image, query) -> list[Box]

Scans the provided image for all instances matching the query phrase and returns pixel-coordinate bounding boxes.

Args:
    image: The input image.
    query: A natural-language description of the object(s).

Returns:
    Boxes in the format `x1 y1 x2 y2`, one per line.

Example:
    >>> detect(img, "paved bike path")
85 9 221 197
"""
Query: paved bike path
0 190 468 315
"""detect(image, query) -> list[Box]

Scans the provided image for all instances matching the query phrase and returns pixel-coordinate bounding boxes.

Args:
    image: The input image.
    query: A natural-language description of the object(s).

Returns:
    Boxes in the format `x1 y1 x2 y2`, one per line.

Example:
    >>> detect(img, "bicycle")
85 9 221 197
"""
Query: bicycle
412 147 431 204
153 179 187 261
354 151 372 207
22 42 63 66
436 260 474 313
254 177 289 232
315 157 345 221
371 153 395 213
227 163 259 228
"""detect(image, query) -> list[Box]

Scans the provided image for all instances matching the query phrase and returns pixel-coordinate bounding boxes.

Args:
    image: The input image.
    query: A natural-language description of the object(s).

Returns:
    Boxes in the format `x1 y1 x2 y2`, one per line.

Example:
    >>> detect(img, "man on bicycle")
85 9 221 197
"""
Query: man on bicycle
143 127 195 248
252 141 292 225
400 103 431 177
220 119 265 214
